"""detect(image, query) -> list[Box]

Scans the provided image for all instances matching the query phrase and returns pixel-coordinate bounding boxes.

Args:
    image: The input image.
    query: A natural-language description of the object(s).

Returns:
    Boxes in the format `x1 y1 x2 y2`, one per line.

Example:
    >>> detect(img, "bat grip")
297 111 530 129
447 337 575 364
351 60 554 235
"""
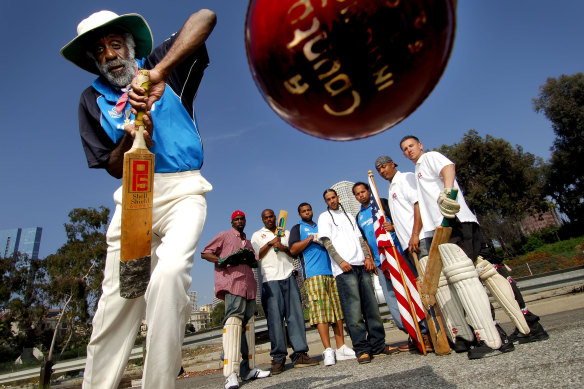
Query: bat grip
132 70 151 149
440 188 458 227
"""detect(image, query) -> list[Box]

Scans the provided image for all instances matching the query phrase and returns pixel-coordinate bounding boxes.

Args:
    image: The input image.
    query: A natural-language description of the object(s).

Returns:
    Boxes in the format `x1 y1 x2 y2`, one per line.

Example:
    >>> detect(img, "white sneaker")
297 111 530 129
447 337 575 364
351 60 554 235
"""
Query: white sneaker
323 347 336 366
335 344 357 361
225 372 239 389
243 367 271 380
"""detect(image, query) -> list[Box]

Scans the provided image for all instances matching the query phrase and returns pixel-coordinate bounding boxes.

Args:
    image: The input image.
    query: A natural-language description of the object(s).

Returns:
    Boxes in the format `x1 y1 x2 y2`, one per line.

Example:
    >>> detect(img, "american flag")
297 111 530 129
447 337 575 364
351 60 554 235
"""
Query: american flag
368 176 425 350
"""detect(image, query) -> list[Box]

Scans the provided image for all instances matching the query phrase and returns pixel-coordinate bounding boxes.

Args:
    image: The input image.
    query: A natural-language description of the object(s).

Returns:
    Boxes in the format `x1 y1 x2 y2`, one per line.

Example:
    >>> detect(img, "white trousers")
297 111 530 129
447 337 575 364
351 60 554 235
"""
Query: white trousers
83 171 212 389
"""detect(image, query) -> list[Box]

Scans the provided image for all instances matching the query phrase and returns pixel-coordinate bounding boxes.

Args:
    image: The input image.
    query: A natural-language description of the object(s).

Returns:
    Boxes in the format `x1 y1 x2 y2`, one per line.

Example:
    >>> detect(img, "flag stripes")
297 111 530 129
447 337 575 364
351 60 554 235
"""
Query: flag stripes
368 176 425 349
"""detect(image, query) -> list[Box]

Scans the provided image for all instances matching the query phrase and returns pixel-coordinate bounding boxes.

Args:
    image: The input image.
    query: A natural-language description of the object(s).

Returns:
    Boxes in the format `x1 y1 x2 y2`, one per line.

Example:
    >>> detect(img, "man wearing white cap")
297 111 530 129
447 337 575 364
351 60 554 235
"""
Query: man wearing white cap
61 9 216 388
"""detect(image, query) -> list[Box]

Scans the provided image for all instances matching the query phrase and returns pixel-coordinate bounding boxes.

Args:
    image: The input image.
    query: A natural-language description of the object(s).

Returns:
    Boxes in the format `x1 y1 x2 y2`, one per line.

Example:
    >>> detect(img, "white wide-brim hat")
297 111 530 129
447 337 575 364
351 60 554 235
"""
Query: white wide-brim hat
60 10 153 74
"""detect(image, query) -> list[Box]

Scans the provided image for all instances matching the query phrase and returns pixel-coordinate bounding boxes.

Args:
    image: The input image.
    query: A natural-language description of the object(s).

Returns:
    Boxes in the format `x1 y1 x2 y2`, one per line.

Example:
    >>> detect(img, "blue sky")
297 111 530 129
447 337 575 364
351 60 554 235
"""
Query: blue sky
1 1 583 305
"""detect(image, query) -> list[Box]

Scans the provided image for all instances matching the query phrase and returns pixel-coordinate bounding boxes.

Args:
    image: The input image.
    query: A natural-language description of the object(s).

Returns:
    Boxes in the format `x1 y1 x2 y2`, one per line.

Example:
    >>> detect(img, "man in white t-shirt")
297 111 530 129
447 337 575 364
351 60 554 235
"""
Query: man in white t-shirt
251 209 318 375
374 155 423 260
400 135 548 357
317 189 399 364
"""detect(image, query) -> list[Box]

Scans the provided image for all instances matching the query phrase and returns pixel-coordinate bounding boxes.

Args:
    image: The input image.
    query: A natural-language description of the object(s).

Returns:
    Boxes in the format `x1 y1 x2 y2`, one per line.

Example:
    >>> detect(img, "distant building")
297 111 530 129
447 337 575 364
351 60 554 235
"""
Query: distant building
519 209 563 235
0 227 42 259
212 296 222 308
187 290 198 313
188 310 211 332
330 181 361 217
199 304 212 312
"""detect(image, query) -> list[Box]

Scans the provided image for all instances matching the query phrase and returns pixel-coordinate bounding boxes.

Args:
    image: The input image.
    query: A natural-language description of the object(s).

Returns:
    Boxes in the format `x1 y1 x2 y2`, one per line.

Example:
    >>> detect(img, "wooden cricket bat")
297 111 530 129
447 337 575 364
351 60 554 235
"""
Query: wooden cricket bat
420 189 458 297
119 70 154 299
273 210 288 252
412 252 451 355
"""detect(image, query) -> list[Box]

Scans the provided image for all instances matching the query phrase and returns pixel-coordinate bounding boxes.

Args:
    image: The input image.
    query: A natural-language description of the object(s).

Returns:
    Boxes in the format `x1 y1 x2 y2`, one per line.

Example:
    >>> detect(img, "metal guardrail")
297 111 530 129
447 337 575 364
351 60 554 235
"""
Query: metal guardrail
1 265 583 385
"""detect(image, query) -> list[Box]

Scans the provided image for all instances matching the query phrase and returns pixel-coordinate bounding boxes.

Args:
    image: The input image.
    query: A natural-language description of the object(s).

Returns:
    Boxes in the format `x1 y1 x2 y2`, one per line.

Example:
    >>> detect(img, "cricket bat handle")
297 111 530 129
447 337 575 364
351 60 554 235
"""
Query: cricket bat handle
132 70 151 150
440 188 458 227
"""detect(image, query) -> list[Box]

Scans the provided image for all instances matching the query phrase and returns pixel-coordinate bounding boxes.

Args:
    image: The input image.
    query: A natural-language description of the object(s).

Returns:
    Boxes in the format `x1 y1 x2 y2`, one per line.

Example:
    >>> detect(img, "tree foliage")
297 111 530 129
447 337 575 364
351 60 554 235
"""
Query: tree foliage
437 130 549 250
533 73 584 225
0 252 50 358
44 206 109 355
210 302 225 328
437 130 549 218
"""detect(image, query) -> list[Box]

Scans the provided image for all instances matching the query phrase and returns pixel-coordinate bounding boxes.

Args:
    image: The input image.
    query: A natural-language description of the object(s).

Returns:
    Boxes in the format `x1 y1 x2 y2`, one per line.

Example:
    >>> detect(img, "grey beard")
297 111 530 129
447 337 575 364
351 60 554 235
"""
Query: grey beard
97 58 138 88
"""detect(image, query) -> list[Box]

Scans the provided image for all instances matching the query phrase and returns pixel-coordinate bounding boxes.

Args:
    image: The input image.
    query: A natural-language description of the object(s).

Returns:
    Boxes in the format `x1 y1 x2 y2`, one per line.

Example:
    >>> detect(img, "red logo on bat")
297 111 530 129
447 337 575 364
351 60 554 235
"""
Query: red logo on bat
131 161 150 192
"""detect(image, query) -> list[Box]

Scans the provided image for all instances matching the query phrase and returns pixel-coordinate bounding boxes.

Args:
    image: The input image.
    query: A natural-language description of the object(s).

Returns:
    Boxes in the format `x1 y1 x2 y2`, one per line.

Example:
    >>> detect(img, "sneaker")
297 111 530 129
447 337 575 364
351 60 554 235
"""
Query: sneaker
467 341 502 360
450 336 471 353
294 352 319 368
357 352 371 364
243 367 271 380
270 358 285 375
496 324 515 353
508 322 549 344
224 372 239 389
375 344 400 356
335 344 357 360
322 348 336 366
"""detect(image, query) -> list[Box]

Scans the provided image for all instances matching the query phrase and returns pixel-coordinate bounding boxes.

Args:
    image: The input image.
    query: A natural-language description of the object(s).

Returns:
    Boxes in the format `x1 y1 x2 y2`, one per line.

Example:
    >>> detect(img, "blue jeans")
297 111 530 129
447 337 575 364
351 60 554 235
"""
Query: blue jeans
261 275 309 362
376 265 404 331
335 266 386 356
223 293 256 377
377 265 428 335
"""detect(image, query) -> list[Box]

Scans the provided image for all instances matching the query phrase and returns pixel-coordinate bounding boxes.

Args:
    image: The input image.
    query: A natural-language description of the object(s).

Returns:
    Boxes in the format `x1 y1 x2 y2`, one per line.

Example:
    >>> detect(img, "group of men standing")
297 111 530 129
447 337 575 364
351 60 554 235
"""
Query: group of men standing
61 6 548 389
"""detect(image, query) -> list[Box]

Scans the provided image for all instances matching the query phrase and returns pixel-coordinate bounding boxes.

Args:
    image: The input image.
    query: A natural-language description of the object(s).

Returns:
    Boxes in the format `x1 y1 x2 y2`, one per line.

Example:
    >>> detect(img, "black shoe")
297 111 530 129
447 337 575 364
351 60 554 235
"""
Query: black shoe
467 341 503 360
495 324 515 353
450 336 471 353
509 322 549 344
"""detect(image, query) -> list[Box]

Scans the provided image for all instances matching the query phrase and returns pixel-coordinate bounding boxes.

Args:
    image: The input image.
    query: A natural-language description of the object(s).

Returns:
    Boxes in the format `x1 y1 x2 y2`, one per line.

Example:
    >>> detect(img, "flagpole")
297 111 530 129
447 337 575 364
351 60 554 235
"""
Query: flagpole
368 170 427 355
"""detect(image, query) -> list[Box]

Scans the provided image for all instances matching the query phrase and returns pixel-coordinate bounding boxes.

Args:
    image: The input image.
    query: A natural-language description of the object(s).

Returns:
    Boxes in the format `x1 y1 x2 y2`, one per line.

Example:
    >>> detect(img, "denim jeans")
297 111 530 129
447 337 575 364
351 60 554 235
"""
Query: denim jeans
335 266 386 356
224 293 256 377
261 275 309 362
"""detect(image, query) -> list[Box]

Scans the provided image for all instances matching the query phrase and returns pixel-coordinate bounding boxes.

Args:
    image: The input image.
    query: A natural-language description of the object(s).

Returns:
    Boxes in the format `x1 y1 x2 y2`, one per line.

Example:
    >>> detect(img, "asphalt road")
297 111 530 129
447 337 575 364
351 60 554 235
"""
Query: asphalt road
176 294 583 389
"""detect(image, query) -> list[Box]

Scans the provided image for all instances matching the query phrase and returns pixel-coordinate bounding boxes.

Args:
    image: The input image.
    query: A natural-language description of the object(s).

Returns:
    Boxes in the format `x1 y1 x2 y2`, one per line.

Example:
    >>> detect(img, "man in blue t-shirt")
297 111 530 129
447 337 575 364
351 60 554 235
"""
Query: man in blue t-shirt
353 182 432 353
289 203 355 366
61 9 216 389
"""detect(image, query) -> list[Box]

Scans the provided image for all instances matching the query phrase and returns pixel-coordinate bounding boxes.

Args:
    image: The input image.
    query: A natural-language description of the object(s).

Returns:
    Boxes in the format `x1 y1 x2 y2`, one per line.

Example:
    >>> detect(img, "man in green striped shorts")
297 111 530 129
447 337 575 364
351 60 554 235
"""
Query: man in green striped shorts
289 203 356 366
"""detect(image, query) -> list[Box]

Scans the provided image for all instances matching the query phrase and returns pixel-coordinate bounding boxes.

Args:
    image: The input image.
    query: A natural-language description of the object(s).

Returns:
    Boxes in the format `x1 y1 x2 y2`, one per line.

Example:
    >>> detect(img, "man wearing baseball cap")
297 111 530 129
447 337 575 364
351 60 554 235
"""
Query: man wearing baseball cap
61 8 216 388
202 211 270 389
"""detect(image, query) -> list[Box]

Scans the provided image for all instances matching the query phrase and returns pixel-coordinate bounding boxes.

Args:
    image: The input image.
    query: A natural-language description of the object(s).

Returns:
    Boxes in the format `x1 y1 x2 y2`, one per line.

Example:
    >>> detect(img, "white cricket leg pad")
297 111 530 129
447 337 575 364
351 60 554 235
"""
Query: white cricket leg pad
245 317 256 369
223 316 242 377
439 244 501 349
476 256 530 335
420 256 474 343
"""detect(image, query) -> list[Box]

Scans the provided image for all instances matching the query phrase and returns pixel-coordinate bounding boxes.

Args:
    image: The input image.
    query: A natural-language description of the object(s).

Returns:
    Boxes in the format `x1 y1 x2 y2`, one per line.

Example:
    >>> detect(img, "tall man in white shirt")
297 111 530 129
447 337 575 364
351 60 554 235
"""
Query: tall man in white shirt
317 189 399 364
400 136 548 349
400 136 516 359
251 209 318 375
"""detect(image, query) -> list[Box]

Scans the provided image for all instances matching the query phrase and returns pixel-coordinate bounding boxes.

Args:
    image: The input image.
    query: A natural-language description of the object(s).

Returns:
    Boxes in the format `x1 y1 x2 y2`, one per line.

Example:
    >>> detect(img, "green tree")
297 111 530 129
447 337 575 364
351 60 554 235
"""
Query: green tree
210 301 225 328
44 206 109 357
533 73 584 226
0 252 50 356
437 130 549 250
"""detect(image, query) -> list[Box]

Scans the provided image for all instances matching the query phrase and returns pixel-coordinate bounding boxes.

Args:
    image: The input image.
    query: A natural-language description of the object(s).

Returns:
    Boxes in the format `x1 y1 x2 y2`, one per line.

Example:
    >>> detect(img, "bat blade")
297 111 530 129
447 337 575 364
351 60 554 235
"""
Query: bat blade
276 210 288 237
120 70 153 299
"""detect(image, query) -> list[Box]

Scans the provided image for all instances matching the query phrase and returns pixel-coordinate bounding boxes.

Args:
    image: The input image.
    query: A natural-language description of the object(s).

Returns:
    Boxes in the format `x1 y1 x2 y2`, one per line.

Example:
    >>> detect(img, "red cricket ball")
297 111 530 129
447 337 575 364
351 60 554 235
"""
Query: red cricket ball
245 0 456 141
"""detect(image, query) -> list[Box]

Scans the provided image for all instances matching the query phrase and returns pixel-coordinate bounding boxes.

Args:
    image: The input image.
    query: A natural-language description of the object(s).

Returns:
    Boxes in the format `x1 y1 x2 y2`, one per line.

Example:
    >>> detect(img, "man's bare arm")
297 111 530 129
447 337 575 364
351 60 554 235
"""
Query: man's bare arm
440 164 456 189
201 252 219 264
130 9 217 110
409 202 423 253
